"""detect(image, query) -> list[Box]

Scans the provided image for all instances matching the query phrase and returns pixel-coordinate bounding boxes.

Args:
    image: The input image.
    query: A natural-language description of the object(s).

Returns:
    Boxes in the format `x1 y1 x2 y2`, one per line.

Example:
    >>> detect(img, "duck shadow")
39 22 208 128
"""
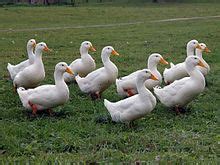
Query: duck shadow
169 106 193 115
95 115 114 124
23 109 70 120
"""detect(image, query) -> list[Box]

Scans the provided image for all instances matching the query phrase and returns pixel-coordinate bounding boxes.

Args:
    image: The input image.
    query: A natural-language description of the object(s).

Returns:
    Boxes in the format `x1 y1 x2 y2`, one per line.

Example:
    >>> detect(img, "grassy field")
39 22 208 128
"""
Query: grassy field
0 2 220 163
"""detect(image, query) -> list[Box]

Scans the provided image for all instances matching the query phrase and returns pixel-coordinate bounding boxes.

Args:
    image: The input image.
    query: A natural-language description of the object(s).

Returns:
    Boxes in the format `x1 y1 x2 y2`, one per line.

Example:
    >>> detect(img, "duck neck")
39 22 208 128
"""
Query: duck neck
137 77 152 97
187 46 195 57
148 60 157 72
102 53 111 67
54 70 68 89
101 53 118 77
27 46 35 63
80 47 89 59
34 49 43 65
195 49 203 59
186 65 205 84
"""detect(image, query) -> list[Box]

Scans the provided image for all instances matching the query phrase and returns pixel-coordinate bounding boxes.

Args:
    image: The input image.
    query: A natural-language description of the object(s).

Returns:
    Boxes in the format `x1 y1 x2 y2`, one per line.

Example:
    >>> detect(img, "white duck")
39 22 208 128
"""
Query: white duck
63 41 96 83
116 53 168 97
154 56 207 113
104 69 157 123
75 46 119 99
13 42 50 89
196 43 211 76
7 39 36 80
163 39 202 84
17 62 74 115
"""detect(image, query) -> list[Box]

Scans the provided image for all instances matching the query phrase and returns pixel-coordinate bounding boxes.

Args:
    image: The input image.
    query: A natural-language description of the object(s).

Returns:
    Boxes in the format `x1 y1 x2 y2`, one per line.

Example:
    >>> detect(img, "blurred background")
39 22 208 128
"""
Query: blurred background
1 0 219 6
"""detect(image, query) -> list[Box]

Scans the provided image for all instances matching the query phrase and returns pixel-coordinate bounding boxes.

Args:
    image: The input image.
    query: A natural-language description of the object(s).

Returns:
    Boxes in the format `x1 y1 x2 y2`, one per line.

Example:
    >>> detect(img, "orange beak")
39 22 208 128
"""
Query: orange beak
43 46 50 52
150 74 158 81
65 67 74 75
32 42 36 48
111 50 119 56
196 44 203 50
204 47 211 53
160 57 169 65
89 45 96 52
197 60 206 68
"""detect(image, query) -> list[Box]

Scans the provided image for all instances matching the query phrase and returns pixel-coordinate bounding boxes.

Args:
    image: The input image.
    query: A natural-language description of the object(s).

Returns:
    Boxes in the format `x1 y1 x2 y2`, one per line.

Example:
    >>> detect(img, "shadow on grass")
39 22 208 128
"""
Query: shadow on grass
94 114 144 131
22 109 71 121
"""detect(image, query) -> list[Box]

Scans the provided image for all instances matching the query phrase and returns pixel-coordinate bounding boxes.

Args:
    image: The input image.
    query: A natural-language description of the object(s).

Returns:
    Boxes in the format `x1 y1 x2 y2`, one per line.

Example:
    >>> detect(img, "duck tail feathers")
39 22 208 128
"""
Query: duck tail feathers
170 62 175 68
7 63 15 79
104 99 115 114
75 74 81 83
163 68 168 76
104 99 120 122
17 87 29 108
104 99 111 110
116 79 127 97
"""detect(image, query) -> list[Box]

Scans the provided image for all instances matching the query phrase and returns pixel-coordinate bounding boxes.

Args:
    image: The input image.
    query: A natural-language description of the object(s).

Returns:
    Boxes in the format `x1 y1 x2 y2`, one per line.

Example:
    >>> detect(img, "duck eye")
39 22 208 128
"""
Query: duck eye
194 57 197 60
108 48 110 50
40 44 43 46
61 64 64 66
193 42 196 44
86 43 89 45
155 55 158 57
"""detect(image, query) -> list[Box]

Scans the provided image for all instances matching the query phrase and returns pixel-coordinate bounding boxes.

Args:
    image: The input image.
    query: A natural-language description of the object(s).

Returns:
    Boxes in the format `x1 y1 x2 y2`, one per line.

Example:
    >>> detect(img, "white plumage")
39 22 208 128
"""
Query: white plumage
76 46 119 99
154 56 206 109
7 39 36 80
163 39 202 84
104 69 157 123
17 62 73 115
13 42 49 89
116 53 168 97
63 41 96 83
196 43 211 76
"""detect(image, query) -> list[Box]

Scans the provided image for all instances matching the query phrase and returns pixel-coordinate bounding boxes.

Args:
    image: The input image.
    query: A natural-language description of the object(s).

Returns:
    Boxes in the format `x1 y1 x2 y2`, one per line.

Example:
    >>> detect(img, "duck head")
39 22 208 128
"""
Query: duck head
55 62 74 75
187 39 202 50
35 42 50 53
81 41 96 52
198 43 211 53
102 46 119 57
185 56 207 69
148 53 168 65
138 69 158 82
27 39 36 49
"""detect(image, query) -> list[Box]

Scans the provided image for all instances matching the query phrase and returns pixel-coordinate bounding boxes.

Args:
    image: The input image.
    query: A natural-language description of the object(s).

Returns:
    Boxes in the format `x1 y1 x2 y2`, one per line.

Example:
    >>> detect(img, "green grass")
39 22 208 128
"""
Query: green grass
0 3 220 163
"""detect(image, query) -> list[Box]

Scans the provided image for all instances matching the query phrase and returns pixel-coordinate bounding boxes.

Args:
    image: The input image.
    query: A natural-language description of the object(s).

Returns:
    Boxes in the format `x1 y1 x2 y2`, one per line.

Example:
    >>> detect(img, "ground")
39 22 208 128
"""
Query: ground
0 2 219 163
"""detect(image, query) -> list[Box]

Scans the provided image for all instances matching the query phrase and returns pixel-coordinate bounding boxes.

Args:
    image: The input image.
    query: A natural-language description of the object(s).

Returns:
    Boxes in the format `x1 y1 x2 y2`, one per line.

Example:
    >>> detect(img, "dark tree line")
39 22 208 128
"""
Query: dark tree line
83 0 158 2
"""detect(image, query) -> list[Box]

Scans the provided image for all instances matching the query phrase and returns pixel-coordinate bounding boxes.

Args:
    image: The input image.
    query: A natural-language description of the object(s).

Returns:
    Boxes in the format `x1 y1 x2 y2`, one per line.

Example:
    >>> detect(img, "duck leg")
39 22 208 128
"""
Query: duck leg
90 92 101 100
124 88 135 97
13 84 17 93
90 93 97 100
96 92 101 99
175 105 181 115
47 109 53 116
166 81 171 85
28 101 38 116
127 121 134 128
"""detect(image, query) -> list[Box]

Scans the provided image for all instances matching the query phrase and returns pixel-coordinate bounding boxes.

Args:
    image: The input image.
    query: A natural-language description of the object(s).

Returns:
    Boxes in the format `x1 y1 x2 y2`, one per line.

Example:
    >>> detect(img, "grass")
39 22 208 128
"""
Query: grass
0 2 220 163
